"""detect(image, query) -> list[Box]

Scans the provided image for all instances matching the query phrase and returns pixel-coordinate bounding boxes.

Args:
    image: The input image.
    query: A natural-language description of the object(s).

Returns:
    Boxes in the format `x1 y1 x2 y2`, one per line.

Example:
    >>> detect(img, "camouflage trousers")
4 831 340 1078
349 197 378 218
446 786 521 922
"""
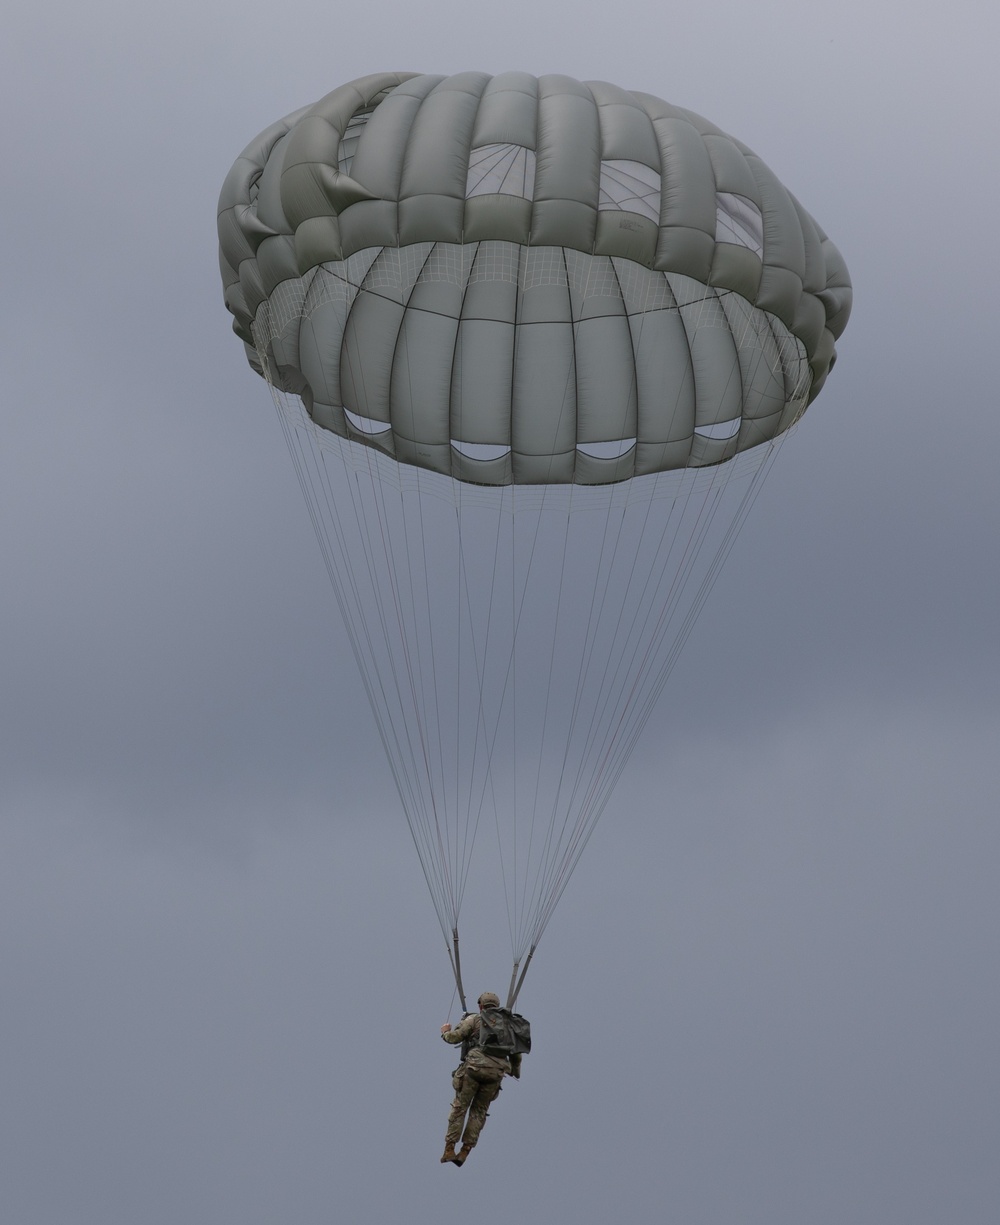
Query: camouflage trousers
445 1064 503 1148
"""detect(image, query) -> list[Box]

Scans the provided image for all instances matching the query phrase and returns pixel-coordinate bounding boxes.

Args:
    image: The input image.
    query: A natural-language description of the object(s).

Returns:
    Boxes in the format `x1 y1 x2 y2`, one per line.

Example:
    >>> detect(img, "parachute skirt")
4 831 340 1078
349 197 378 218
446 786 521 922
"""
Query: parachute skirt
252 240 813 487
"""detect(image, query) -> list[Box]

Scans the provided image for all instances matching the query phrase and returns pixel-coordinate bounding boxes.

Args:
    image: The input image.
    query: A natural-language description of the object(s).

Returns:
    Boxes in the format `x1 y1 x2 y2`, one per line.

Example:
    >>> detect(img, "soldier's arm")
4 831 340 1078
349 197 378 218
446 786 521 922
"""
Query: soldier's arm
441 1014 477 1045
508 1052 522 1078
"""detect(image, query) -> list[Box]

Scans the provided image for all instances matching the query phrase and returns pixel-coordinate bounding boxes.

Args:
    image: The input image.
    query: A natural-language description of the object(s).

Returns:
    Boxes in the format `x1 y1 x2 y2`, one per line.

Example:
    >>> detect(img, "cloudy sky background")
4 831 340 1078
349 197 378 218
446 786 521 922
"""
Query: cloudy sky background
3 2 998 1221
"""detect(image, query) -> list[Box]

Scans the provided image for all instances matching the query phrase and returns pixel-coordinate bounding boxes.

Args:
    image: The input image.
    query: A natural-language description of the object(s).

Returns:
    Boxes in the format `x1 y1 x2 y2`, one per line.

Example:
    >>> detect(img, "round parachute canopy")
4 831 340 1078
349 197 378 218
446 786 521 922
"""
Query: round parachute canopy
218 71 851 487
218 73 851 1005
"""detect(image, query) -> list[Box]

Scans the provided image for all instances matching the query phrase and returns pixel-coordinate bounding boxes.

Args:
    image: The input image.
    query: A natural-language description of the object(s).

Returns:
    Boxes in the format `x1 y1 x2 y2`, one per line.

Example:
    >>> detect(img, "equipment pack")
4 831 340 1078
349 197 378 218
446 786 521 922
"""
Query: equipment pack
478 1006 531 1056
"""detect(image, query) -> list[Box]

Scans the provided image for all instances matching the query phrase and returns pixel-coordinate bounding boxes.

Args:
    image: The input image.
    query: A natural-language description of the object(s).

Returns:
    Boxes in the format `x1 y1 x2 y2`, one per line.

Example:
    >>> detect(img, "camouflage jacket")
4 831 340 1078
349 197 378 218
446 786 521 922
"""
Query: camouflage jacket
442 1012 522 1078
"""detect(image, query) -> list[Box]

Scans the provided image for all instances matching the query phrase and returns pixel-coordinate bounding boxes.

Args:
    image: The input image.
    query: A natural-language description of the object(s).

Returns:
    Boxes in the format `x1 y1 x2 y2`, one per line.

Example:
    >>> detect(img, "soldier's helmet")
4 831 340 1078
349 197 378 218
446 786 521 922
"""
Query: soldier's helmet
478 992 500 1009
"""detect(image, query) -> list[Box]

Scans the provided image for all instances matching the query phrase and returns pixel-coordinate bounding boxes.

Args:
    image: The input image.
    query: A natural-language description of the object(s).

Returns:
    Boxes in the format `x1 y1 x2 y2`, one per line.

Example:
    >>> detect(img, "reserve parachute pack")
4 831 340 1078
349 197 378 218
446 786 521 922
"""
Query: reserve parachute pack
478 1007 531 1056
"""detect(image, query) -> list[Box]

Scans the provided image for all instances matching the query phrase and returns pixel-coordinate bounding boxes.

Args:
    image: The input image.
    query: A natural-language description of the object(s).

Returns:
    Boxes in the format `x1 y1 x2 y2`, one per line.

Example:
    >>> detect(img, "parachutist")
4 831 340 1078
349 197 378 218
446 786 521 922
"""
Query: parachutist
439 992 529 1166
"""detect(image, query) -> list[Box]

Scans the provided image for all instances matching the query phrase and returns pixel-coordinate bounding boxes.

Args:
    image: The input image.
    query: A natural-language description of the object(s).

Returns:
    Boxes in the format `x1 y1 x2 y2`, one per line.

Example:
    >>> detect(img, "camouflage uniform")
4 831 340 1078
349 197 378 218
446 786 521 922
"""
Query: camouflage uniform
442 1012 522 1150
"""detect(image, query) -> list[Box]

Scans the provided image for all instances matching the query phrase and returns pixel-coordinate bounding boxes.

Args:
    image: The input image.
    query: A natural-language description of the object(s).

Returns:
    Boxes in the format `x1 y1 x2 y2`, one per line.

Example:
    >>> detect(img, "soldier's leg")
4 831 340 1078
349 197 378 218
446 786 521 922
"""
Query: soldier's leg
445 1069 477 1147
459 1072 502 1149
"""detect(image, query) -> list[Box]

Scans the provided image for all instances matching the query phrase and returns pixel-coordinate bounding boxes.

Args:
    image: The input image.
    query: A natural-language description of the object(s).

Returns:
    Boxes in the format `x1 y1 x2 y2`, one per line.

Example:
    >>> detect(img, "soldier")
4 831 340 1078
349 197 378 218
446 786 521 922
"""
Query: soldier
439 991 522 1166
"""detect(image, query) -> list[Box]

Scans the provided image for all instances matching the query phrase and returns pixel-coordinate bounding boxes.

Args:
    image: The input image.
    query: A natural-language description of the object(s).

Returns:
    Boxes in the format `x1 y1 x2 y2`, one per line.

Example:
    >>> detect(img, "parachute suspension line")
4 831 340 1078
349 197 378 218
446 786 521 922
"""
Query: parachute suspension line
493 493 528 953
516 453 637 949
396 549 462 927
455 489 517 945
621 438 785 751
541 486 727 910
513 259 665 958
451 481 466 917
394 471 445 886
451 492 481 922
512 477 558 955
515 482 576 956
525 494 721 947
350 443 458 925
267 395 456 944
537 469 744 933
475 477 571 960
313 431 459 941
554 477 770 903
451 927 468 1014
504 962 519 1012
519 483 641 949
265 375 418 830
584 462 786 939
532 447 784 943
505 483 557 948
507 944 535 1010
450 482 523 930
511 487 519 950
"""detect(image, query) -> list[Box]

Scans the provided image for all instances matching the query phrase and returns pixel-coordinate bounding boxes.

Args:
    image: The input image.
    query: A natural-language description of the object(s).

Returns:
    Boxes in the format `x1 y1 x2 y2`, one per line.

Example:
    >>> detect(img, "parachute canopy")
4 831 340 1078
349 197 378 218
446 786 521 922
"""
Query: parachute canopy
219 72 851 487
218 73 851 1007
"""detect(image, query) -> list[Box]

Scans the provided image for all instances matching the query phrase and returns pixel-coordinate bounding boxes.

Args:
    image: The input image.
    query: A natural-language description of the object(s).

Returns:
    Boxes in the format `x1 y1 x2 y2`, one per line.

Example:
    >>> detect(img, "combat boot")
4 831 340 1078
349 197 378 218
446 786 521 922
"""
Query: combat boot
440 1142 459 1164
453 1143 474 1167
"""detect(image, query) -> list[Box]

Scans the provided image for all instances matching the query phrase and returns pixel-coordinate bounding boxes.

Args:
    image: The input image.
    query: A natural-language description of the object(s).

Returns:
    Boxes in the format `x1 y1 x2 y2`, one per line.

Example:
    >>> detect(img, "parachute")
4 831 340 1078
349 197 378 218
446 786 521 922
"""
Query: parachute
217 72 851 1009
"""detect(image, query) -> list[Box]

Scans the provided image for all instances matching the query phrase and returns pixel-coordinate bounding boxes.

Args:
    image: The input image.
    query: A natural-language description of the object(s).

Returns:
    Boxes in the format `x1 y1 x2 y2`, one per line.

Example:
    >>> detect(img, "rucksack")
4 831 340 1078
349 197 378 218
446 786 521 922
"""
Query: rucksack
477 1006 531 1056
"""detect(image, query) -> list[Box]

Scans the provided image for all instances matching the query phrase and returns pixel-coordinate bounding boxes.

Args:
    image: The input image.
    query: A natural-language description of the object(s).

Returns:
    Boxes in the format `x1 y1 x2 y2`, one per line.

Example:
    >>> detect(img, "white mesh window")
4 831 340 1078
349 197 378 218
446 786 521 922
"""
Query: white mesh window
466 144 536 199
694 417 741 440
451 440 512 461
338 109 374 176
715 192 764 256
345 407 390 436
577 439 636 459
598 161 661 223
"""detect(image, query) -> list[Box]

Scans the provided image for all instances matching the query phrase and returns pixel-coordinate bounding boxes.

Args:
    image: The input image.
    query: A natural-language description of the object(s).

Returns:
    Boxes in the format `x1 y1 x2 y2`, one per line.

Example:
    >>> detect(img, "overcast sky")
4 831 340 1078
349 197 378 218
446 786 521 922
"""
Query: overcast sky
3 2 998 1222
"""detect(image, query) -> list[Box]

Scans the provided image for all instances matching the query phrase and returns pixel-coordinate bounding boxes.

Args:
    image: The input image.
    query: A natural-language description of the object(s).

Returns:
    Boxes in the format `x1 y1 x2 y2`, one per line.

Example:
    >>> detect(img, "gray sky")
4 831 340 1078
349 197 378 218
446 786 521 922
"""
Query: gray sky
3 2 998 1222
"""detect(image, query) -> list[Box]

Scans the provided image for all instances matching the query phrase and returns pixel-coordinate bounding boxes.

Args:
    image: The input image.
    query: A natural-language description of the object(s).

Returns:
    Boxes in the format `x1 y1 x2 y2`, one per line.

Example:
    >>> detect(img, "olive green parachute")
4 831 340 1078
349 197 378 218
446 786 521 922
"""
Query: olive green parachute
218 73 850 1006
219 71 850 486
